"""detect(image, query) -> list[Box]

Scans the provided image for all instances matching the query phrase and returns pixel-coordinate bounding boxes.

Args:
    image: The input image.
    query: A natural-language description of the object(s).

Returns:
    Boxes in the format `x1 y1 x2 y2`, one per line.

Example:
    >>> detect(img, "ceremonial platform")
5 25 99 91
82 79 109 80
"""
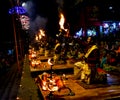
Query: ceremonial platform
30 58 74 77
36 74 120 100
16 54 120 100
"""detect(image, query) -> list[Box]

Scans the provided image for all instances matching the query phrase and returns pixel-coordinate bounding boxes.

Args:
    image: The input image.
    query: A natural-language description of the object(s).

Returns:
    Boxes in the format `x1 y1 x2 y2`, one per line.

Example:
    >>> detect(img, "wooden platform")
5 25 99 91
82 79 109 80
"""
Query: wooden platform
30 62 74 77
36 75 85 100
36 56 53 62
17 55 120 100
36 74 120 100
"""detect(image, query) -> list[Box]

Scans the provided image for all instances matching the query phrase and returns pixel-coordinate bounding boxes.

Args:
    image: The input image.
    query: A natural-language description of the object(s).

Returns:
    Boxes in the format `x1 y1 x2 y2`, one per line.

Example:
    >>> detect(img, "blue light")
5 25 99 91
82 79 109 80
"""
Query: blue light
9 6 26 15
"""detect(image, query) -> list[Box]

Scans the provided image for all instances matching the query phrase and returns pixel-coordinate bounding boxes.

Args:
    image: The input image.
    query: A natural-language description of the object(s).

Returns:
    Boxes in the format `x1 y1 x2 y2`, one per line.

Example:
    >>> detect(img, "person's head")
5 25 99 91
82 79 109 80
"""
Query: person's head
87 36 96 45
87 36 92 44
56 39 60 44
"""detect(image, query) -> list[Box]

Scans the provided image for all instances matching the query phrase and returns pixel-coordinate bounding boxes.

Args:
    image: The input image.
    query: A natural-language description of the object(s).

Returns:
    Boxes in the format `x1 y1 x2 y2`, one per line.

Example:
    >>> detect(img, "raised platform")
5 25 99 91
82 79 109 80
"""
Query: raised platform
30 62 74 77
36 75 84 100
36 56 53 62
36 74 120 100
17 55 120 100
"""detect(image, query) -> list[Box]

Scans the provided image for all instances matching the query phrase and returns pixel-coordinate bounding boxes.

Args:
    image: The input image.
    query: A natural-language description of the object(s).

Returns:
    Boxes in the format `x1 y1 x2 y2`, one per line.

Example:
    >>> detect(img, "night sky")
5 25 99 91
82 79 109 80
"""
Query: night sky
0 0 12 41
1 0 120 50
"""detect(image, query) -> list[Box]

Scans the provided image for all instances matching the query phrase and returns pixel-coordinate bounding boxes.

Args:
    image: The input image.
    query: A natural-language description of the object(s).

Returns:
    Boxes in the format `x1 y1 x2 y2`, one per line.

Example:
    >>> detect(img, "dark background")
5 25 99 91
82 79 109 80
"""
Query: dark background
0 0 120 50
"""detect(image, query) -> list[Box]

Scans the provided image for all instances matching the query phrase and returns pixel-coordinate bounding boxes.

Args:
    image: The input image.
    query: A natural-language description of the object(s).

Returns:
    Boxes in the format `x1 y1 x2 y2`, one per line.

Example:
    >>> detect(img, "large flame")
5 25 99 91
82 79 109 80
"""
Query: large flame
59 13 65 30
59 13 70 37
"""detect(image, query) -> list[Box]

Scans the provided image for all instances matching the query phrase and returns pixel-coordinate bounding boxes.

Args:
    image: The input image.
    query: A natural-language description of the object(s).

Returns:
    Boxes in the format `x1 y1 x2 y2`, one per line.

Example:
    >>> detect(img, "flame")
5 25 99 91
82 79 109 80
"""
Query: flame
35 35 39 40
31 61 35 67
36 29 45 40
31 52 36 58
48 58 53 66
38 29 45 40
31 59 41 67
38 34 42 40
39 29 45 37
59 13 70 37
59 13 65 30
42 81 48 90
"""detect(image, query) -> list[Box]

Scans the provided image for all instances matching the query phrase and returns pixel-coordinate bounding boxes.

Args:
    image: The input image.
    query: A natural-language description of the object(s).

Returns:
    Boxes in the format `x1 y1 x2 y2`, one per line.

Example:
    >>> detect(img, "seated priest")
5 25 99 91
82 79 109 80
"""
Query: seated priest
53 39 62 64
74 36 100 84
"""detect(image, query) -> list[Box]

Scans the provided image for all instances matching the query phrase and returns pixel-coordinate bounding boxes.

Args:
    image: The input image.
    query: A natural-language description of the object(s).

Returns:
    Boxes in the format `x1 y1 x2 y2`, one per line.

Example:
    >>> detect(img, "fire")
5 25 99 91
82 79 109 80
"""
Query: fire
38 34 42 40
59 13 65 30
31 59 41 67
42 81 48 90
39 73 64 91
35 35 39 40
39 29 45 37
59 13 70 37
35 29 45 40
31 52 36 58
38 29 45 40
48 58 53 66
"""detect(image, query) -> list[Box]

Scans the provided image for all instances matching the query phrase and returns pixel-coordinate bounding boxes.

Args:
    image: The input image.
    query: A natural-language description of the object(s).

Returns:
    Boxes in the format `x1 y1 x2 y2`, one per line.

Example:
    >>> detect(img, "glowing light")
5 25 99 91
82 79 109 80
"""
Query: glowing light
39 29 45 37
59 13 69 36
112 23 116 29
9 6 26 14
48 59 53 66
22 2 26 7
103 23 109 28
87 29 96 36
119 22 120 26
59 13 65 30
35 35 39 40
75 28 82 37
35 29 45 40
109 6 113 10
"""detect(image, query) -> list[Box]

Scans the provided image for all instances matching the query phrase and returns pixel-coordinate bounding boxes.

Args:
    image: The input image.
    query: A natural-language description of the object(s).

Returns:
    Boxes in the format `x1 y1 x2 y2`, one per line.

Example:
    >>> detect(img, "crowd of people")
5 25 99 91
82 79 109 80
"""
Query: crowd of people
1 31 120 84
30 34 120 84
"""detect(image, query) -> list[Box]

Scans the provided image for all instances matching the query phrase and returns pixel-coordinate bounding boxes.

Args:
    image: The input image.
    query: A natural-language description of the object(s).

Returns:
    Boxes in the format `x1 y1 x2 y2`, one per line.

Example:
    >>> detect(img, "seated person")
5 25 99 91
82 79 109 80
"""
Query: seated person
100 50 108 68
53 39 62 64
74 36 100 84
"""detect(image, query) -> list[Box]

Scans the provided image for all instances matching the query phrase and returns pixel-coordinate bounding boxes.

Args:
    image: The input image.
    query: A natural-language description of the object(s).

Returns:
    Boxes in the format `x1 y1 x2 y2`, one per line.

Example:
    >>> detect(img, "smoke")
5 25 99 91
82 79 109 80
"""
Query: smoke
21 0 67 38
56 0 64 12
22 1 36 18
22 0 48 36
30 15 47 34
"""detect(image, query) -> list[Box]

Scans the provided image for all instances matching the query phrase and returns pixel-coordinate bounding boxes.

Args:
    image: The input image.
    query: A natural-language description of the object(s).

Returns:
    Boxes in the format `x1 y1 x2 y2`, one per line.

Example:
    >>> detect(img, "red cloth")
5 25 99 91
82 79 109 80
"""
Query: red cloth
97 67 107 74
